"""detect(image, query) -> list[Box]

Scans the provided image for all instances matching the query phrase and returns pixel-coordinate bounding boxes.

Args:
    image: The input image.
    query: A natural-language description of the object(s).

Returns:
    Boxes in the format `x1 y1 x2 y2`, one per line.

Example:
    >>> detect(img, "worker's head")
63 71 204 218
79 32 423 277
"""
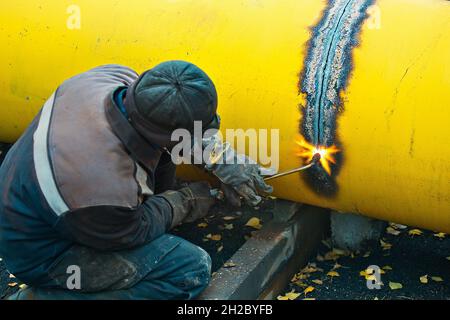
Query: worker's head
124 60 219 148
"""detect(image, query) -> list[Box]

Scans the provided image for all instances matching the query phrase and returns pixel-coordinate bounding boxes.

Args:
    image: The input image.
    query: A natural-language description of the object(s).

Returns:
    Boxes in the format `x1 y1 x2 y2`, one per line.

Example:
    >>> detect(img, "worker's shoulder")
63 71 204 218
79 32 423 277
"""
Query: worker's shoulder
61 64 139 88
83 64 139 83
87 64 139 76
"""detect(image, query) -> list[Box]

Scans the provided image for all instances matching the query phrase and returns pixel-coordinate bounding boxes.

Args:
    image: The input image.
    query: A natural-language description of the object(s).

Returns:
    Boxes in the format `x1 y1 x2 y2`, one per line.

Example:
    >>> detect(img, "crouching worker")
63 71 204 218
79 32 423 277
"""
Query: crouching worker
0 61 272 300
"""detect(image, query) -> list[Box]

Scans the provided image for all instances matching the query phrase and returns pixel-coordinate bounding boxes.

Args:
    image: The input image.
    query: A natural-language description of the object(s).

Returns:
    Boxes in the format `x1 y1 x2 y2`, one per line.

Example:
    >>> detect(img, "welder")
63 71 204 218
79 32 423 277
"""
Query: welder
0 61 272 300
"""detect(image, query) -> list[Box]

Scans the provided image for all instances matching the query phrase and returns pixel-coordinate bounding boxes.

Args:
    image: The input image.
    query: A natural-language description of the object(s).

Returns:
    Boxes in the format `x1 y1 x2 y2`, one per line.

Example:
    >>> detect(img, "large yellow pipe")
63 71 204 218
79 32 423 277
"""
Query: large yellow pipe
0 0 449 232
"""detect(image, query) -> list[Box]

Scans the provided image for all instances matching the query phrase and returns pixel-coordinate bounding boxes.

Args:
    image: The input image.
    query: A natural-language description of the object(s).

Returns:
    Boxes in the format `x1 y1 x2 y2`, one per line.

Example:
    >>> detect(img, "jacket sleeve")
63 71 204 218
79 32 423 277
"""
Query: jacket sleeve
54 195 174 251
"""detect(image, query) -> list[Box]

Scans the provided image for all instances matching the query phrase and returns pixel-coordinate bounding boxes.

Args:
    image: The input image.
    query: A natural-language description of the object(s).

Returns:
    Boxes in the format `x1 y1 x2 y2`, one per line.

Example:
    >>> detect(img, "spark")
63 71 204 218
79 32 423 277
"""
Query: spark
295 138 340 175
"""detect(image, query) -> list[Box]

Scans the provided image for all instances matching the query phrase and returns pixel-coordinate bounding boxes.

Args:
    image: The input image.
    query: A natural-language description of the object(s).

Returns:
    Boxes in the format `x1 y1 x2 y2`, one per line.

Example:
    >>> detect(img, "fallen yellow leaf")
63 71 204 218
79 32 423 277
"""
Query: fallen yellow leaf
223 262 236 268
382 265 393 271
245 217 262 230
431 276 443 282
389 222 407 230
224 223 234 230
327 271 340 277
206 234 222 241
419 275 428 284
19 284 28 290
363 251 371 258
386 226 401 236
292 273 310 282
222 216 236 221
323 251 340 261
360 270 376 281
197 223 208 228
302 298 316 301
408 229 423 236
332 248 347 256
433 232 446 239
303 286 315 295
217 246 223 253
8 282 18 287
277 290 301 300
302 265 319 273
293 281 308 287
333 263 342 270
380 239 392 250
311 279 323 285
389 282 403 290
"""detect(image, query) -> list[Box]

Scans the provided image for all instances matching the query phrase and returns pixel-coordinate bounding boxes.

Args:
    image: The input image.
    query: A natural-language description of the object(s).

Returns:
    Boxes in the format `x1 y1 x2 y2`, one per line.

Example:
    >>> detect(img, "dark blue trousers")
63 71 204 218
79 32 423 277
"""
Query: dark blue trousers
8 234 211 300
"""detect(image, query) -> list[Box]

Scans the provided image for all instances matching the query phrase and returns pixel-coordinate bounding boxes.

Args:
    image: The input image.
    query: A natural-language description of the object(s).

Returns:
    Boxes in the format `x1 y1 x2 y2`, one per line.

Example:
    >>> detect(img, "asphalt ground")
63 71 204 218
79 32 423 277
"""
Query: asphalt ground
279 224 449 300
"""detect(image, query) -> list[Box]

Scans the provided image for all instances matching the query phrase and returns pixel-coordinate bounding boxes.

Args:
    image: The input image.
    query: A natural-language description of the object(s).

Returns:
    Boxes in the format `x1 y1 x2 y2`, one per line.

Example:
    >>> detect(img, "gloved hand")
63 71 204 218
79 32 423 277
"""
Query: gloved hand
161 181 215 228
188 131 273 207
211 154 273 207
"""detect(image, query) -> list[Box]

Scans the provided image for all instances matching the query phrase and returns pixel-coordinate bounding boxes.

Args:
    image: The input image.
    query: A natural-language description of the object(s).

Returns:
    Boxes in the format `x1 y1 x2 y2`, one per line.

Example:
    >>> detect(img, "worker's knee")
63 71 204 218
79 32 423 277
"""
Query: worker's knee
175 241 212 291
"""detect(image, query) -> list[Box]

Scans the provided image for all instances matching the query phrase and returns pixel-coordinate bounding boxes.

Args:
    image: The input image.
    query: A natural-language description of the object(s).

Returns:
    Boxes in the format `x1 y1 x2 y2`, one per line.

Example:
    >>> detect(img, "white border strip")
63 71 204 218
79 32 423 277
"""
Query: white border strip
33 92 69 215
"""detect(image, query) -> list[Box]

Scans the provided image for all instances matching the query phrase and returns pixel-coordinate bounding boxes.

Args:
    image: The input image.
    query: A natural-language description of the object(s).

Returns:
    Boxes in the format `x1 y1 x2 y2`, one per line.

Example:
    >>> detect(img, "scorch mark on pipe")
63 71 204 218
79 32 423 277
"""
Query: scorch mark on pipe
299 0 374 196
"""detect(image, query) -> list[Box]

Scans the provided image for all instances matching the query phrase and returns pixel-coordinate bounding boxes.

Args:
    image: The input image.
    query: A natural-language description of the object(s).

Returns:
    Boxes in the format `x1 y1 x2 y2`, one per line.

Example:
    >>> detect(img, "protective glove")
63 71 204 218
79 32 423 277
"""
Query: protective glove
160 181 215 228
201 134 273 207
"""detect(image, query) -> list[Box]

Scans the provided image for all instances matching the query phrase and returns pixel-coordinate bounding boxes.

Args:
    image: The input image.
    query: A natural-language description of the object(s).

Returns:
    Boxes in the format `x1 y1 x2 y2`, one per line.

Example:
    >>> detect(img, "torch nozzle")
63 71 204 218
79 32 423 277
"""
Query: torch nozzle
311 153 321 164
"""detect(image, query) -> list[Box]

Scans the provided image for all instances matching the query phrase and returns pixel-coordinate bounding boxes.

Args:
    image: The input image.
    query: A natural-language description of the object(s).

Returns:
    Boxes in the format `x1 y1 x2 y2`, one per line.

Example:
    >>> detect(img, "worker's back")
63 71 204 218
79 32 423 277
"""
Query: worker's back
0 65 159 286
0 115 72 285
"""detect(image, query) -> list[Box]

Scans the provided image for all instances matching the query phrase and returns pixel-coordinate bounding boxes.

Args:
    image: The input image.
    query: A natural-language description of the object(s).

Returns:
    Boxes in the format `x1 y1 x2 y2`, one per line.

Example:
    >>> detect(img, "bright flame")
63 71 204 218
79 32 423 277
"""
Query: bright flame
295 138 340 175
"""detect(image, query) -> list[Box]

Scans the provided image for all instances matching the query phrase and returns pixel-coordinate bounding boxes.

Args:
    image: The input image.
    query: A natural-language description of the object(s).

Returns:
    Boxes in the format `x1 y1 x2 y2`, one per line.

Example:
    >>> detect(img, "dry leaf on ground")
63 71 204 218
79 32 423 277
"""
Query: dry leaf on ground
303 286 315 295
206 234 222 241
223 262 236 268
224 224 234 230
245 217 262 230
277 291 300 300
389 222 407 230
433 232 446 239
380 240 392 250
360 270 376 280
327 271 340 277
389 282 403 290
431 276 443 282
386 226 401 236
222 216 236 221
408 229 423 236
419 275 428 284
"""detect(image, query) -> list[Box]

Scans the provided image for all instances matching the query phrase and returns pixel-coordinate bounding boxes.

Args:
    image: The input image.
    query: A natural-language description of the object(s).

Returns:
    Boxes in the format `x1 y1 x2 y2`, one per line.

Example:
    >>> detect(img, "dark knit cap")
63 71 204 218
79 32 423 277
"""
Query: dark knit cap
124 60 219 148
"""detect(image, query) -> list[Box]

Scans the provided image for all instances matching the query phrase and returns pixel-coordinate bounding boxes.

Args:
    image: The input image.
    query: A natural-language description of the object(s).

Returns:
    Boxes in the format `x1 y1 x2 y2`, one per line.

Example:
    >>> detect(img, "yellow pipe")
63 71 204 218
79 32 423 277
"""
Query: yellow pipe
0 0 449 232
